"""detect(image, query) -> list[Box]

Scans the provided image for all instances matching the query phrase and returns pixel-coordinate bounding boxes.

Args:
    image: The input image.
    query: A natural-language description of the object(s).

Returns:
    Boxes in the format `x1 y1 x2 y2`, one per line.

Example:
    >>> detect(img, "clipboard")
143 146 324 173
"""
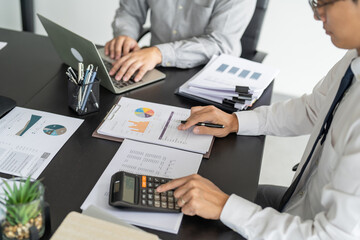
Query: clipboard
92 98 214 159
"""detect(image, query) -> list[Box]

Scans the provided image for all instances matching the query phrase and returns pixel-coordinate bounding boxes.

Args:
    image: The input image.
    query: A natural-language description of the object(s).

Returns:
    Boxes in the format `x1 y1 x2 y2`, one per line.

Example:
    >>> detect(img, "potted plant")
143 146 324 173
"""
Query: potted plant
0 177 45 240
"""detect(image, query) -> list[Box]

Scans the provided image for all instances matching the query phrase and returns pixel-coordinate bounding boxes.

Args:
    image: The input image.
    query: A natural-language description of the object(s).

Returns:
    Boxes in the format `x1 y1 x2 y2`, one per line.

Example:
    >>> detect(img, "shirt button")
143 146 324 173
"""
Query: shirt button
172 30 177 35
178 5 183 10
299 191 304 197
166 62 171 66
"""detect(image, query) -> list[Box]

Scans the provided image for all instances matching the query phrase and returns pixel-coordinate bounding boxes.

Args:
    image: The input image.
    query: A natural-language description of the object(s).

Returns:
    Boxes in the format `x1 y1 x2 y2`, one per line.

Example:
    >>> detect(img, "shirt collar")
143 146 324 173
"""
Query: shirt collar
351 55 360 81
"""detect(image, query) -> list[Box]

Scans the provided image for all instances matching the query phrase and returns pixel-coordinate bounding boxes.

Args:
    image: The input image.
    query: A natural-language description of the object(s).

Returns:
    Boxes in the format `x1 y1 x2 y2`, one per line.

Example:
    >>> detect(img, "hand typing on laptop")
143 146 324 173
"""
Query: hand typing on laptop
105 36 162 82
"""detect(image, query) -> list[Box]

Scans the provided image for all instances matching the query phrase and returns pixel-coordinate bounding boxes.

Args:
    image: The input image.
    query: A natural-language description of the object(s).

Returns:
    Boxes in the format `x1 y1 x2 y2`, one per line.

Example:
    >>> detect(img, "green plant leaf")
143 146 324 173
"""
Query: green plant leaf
20 177 31 203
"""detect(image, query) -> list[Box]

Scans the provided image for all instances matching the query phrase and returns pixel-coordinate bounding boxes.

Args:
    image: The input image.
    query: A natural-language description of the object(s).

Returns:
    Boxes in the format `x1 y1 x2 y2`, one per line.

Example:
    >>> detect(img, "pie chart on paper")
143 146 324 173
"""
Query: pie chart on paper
135 108 154 118
43 124 67 136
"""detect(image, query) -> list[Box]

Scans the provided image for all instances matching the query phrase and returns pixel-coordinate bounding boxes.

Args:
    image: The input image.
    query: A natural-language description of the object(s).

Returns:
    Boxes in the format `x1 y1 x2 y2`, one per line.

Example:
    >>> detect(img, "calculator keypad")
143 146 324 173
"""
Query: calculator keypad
141 175 180 211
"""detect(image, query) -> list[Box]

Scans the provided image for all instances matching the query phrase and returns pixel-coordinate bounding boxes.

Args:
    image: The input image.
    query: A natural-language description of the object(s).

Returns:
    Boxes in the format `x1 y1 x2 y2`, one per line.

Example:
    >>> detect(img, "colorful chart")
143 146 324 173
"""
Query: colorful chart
128 121 149 133
43 124 67 136
135 108 154 118
16 114 42 136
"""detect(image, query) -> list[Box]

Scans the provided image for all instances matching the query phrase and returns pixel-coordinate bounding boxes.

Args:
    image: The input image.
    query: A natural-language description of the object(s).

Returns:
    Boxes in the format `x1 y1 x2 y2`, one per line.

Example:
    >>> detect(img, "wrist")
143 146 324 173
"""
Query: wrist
229 113 239 133
151 46 163 65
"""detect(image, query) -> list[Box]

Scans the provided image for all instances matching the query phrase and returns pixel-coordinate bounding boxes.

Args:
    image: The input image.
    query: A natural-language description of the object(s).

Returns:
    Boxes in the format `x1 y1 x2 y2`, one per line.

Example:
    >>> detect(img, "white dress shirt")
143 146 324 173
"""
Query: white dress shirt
220 50 360 239
112 0 255 68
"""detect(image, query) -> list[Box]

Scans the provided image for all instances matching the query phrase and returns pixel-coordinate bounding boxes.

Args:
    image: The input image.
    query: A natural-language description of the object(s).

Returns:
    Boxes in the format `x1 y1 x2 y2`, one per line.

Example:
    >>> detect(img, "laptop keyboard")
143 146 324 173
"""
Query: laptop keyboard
103 60 137 89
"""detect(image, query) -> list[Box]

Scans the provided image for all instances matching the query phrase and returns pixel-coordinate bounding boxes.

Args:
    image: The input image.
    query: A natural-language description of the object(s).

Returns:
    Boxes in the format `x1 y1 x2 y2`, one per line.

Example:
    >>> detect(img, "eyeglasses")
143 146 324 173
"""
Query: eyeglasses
308 0 343 19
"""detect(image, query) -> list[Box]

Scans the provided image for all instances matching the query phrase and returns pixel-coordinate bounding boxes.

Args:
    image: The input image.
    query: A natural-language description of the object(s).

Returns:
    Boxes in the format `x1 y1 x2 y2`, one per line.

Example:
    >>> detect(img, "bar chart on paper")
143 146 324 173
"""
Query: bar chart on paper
216 63 262 81
97 97 213 154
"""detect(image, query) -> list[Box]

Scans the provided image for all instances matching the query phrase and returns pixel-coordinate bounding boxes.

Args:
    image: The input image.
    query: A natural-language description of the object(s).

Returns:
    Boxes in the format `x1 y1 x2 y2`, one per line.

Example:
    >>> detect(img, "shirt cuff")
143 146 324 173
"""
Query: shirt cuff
155 43 176 67
220 194 261 238
234 111 260 135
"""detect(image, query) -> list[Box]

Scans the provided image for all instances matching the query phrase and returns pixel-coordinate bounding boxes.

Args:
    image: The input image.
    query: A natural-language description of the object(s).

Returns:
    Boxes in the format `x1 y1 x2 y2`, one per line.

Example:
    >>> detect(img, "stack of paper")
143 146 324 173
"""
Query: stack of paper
81 139 203 234
179 54 280 111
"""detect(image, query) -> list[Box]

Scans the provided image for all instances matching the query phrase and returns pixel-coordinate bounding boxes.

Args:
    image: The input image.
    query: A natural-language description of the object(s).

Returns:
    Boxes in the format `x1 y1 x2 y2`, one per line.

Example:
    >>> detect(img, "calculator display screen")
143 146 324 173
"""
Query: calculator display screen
122 175 135 203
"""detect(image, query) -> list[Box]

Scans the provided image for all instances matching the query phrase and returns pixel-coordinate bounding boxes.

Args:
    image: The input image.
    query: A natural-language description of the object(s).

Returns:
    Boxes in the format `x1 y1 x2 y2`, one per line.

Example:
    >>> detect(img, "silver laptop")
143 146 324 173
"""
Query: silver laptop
38 14 166 94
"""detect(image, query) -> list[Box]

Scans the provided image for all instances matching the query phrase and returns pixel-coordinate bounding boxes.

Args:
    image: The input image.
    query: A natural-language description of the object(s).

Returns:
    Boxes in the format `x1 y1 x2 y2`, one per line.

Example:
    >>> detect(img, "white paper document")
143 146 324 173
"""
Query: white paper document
0 107 83 178
179 54 280 110
81 139 203 234
188 54 279 91
97 97 213 154
0 42 7 51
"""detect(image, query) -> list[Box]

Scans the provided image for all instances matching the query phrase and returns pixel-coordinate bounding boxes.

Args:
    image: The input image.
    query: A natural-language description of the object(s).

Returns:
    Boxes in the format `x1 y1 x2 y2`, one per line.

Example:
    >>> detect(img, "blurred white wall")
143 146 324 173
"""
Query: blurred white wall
0 0 347 96
257 0 346 96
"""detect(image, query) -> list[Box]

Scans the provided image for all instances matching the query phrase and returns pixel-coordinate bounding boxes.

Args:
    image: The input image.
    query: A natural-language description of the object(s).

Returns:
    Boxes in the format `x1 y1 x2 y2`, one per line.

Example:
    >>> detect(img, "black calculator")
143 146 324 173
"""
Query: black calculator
109 171 181 213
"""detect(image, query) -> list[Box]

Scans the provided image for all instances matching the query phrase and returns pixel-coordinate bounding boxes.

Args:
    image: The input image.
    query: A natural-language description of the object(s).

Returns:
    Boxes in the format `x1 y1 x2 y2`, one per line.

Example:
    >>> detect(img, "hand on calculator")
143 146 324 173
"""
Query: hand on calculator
156 174 230 220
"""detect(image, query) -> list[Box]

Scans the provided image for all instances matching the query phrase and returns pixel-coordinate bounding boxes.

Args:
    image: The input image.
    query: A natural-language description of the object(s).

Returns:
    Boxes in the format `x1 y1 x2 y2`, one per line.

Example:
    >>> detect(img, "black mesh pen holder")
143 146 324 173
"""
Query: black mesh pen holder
67 78 100 115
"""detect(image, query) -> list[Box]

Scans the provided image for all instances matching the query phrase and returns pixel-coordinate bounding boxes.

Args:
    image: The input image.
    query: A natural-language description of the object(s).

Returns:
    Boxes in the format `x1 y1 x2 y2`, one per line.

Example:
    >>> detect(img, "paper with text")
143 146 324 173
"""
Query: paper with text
97 97 213 154
0 107 83 178
81 139 203 234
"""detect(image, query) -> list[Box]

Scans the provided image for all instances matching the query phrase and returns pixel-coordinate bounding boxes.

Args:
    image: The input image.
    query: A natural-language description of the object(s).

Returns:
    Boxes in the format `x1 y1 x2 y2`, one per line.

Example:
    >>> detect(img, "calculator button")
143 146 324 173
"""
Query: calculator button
142 181 146 188
154 183 160 188
148 182 154 188
167 191 173 197
168 197 174 203
154 195 160 201
154 201 161 208
147 177 153 182
160 179 166 184
175 203 180 210
160 192 167 196
148 200 154 206
154 191 160 196
154 178 160 183
148 194 154 200
161 202 167 208
141 189 147 194
142 176 147 182
141 199 147 205
161 196 167 202
147 188 154 194
142 194 147 199
168 203 174 209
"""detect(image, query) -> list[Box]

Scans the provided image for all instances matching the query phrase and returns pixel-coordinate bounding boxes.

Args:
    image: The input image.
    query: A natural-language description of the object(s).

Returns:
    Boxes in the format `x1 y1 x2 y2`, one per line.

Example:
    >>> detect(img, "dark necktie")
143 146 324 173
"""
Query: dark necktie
278 65 354 211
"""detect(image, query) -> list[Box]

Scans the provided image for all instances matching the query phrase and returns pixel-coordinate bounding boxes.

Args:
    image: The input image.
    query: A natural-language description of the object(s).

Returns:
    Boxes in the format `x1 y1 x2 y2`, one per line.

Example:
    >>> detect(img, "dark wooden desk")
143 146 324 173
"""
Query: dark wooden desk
0 28 272 240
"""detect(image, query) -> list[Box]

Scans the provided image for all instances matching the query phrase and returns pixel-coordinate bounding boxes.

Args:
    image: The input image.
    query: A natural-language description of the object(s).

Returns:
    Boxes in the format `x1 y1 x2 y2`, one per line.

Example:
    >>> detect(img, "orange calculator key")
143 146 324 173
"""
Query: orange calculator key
142 176 146 188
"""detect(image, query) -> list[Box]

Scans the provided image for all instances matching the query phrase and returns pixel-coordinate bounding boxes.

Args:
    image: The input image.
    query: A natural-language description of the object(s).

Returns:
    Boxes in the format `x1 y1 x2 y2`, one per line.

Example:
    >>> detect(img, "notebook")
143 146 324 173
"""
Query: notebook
38 14 166 94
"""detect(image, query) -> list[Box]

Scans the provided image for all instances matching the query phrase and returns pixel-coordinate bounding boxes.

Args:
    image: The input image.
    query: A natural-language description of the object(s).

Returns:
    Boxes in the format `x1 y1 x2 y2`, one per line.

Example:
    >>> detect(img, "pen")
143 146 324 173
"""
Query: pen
67 67 78 80
90 90 99 109
65 72 77 85
80 66 97 112
78 62 84 83
180 120 224 128
79 64 94 109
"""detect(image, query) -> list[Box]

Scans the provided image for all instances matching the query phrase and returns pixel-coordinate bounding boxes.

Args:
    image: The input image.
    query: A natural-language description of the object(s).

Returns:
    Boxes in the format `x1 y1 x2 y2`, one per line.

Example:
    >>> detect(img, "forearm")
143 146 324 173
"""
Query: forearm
155 34 240 69
235 94 318 136
221 194 358 240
